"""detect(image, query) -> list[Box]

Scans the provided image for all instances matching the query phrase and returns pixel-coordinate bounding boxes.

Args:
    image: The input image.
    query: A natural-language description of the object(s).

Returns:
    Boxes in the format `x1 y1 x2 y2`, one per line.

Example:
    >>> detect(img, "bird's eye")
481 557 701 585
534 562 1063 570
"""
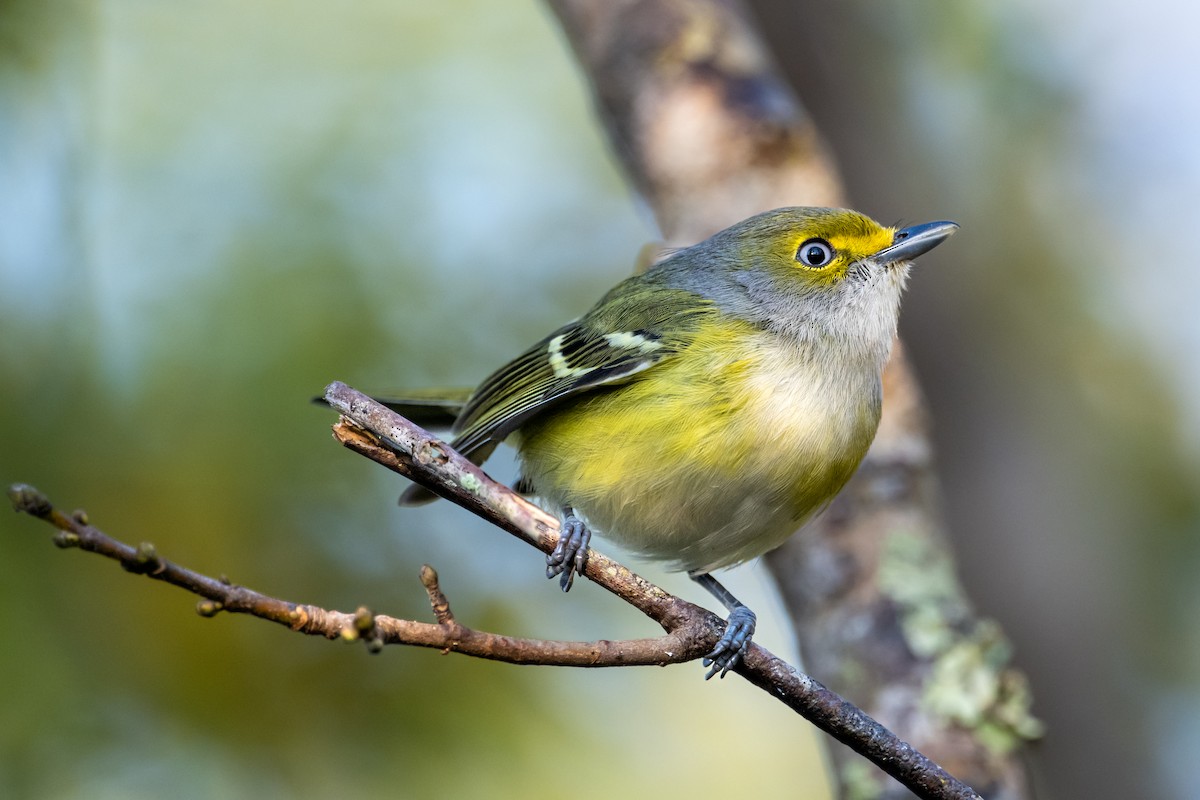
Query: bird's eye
796 238 834 268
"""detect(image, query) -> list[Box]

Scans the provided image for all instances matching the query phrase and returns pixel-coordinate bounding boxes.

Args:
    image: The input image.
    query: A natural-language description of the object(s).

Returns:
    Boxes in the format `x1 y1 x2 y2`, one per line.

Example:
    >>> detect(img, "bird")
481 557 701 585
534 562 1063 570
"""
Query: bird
383 207 956 677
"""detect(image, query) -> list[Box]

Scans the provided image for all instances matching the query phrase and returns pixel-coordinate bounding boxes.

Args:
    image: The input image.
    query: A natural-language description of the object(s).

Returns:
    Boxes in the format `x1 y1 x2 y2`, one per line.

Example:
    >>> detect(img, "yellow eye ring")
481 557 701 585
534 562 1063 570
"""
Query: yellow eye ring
796 238 834 268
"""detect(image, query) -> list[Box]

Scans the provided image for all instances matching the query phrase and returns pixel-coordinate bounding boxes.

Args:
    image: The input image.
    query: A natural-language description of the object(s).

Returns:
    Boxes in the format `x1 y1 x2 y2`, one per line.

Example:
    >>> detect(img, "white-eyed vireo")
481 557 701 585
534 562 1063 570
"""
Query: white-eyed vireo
387 207 956 677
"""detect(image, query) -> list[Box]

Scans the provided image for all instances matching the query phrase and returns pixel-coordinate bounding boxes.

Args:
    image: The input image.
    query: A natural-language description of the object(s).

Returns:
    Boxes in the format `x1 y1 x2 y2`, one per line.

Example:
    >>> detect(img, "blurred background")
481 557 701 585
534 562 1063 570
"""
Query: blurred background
0 1 1195 798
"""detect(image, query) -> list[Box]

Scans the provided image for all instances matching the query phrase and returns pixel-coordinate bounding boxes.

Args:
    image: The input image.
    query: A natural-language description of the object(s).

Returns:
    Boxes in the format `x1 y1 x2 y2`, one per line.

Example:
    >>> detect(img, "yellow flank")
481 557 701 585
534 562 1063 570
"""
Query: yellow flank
516 315 880 572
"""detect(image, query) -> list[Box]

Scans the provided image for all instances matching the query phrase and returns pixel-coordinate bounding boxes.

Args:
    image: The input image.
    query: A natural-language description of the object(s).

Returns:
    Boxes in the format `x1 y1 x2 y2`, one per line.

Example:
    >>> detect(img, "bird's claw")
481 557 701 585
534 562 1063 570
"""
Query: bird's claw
702 606 756 679
546 511 590 592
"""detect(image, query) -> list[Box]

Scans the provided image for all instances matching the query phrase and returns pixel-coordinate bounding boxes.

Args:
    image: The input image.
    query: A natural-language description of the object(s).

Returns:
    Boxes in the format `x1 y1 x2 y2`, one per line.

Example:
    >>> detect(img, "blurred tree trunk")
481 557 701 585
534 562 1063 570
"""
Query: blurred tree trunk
546 1 1039 797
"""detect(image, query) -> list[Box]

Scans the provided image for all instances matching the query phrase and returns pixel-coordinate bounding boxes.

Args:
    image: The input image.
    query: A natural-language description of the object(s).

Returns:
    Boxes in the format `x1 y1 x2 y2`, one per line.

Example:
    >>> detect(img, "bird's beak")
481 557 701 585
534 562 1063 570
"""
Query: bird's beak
873 220 959 265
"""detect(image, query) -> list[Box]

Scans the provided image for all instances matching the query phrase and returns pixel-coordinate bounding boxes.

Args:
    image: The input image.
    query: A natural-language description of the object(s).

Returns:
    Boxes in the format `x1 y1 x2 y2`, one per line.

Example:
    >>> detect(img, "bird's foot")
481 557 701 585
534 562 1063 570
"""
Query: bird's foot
546 507 590 592
689 572 757 679
702 606 756 679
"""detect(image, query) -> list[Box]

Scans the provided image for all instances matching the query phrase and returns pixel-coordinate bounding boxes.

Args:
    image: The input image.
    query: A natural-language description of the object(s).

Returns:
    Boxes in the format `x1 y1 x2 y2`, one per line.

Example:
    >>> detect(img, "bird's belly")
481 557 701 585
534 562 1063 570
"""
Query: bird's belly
516 334 881 572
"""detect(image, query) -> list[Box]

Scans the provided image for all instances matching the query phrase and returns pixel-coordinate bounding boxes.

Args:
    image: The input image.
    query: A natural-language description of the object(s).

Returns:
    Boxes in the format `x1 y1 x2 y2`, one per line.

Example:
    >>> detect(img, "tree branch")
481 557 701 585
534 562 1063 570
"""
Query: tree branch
7 381 984 800
4 483 697 667
327 381 982 800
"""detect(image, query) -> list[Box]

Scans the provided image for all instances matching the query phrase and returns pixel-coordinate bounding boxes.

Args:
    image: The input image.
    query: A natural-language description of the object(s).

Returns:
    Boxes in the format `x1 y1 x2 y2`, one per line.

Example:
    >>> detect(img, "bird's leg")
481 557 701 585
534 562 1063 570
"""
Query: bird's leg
546 506 590 592
689 571 756 679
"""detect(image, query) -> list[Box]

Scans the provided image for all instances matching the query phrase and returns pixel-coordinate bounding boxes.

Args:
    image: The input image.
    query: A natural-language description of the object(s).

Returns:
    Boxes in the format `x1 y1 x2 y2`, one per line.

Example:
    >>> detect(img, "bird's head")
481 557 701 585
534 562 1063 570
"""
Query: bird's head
694 207 957 351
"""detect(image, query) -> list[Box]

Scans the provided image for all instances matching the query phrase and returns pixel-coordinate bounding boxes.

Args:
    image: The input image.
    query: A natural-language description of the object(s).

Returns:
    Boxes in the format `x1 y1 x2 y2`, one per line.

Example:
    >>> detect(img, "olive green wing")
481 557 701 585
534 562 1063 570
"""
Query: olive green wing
450 281 712 456
397 280 711 506
449 321 666 455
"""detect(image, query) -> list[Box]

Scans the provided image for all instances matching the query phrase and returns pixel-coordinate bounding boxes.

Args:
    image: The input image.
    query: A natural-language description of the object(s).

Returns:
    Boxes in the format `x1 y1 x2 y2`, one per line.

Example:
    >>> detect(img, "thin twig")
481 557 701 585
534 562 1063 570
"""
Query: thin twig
322 381 981 800
4 483 698 667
